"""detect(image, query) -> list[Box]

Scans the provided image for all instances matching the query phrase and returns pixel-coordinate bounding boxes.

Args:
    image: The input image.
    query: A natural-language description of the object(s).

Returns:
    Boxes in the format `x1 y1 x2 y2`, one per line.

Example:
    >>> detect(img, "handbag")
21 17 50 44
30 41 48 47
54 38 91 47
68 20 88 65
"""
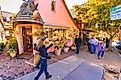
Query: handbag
34 53 40 65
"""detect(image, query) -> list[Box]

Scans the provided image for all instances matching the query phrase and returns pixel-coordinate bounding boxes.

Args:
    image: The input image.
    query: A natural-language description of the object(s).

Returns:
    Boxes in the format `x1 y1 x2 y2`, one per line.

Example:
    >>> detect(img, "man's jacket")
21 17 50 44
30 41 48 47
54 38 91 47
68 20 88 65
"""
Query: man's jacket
38 44 53 59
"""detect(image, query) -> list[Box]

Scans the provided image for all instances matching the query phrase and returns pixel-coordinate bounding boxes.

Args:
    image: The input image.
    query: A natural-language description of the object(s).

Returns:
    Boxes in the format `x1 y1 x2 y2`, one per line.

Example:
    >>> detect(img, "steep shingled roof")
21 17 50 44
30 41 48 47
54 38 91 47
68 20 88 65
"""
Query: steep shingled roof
13 0 44 24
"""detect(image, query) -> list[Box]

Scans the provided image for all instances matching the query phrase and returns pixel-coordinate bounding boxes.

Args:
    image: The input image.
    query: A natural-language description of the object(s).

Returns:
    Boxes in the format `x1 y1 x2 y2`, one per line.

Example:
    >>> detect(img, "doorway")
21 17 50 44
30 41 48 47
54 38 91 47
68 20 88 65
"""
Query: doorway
22 26 32 52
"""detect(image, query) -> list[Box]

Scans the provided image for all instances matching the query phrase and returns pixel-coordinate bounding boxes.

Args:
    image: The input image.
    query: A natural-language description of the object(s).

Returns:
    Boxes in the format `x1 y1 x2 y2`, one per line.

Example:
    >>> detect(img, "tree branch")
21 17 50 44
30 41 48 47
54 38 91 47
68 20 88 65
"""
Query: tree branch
104 26 112 36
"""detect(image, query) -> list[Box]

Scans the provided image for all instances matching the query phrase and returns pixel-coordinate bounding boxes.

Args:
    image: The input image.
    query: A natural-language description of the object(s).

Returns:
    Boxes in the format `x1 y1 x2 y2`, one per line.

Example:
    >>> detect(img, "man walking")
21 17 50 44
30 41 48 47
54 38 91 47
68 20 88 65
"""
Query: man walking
90 36 99 54
74 35 82 54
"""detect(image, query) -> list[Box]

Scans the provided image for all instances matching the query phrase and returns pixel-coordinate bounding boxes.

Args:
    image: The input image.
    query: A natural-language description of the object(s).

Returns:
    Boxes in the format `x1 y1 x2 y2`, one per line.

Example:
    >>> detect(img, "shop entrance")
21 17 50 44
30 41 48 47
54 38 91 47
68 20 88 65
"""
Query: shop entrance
22 26 32 52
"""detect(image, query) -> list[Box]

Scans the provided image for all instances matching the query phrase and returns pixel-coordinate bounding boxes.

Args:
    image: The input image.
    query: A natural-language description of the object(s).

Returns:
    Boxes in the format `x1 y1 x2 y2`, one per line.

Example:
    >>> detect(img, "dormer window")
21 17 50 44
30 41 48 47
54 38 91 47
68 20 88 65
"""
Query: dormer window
51 0 56 12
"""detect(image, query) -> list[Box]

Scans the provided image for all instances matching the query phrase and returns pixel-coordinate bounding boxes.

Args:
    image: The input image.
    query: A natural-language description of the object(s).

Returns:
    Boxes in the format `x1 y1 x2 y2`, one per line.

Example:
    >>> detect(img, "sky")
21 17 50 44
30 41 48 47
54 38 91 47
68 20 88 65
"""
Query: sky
0 0 88 13
65 0 88 10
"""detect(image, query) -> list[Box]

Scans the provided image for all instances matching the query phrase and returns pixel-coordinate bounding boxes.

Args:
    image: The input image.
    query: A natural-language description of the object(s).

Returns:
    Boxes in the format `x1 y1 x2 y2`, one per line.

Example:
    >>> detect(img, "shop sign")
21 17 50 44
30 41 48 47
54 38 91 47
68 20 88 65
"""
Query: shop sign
110 5 121 20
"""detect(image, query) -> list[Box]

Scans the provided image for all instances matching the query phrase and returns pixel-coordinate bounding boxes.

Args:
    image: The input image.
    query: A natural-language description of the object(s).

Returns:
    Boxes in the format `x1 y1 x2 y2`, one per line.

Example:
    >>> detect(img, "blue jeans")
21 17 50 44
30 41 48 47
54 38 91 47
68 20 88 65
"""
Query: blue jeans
91 44 97 54
76 44 81 54
98 51 104 58
35 58 49 79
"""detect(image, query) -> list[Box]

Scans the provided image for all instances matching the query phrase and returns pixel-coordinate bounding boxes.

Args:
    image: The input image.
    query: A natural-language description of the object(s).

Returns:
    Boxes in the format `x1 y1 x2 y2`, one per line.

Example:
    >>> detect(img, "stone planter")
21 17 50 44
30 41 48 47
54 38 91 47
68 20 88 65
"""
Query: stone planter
7 49 17 58
71 46 76 50
64 47 69 53
9 51 17 58
55 48 61 56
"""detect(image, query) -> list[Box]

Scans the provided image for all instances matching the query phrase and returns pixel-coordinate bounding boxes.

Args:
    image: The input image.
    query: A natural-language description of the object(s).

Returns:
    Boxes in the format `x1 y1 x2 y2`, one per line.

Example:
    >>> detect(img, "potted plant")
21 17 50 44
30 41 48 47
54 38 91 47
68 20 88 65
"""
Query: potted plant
54 46 61 56
0 42 4 54
63 44 69 53
7 48 16 58
7 37 18 58
71 44 76 51
54 40 63 56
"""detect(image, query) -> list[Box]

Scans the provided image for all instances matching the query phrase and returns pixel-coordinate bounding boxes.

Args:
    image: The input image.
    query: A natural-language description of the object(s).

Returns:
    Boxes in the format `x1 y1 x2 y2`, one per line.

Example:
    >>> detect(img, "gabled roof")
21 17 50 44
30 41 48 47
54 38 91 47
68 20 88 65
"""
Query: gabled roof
34 0 76 28
14 0 44 24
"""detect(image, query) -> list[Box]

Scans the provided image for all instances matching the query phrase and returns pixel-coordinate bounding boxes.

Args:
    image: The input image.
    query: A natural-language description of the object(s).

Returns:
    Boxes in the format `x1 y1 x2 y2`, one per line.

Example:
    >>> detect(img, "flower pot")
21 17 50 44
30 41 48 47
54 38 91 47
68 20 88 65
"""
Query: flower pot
71 47 76 50
55 48 61 56
9 50 17 58
64 47 69 53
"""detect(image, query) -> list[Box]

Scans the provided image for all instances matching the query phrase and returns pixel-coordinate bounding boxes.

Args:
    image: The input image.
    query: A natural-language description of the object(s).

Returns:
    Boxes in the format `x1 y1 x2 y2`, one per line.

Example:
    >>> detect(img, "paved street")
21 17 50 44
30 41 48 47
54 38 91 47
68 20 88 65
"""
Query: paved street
15 54 103 80
63 62 103 80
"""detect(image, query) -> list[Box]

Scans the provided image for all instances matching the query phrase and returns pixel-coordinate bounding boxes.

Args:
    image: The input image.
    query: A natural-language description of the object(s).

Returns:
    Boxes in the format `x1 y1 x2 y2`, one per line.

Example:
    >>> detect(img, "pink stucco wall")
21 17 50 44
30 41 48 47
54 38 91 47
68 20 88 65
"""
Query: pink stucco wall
16 25 24 54
34 0 75 28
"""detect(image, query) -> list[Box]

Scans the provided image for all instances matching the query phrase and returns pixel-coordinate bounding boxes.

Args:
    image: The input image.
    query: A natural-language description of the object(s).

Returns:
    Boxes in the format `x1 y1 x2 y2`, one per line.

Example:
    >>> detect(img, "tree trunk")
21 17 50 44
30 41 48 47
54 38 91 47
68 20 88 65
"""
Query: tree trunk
109 36 113 52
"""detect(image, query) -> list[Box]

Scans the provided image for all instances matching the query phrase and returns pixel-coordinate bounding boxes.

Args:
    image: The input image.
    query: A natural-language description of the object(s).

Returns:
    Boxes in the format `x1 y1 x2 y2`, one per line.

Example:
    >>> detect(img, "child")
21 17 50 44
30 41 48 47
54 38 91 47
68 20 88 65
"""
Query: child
97 42 105 59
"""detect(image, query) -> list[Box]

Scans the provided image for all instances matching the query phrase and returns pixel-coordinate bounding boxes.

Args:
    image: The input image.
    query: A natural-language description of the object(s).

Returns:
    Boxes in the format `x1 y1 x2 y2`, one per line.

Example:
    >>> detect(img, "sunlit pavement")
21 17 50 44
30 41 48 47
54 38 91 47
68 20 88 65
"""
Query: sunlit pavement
15 54 103 80
63 62 103 80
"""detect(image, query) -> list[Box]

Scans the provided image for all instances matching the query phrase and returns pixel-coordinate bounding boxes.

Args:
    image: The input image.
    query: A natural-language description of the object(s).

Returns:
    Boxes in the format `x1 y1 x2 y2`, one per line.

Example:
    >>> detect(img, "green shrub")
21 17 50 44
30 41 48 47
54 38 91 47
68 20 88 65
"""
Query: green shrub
7 37 18 50
0 42 4 52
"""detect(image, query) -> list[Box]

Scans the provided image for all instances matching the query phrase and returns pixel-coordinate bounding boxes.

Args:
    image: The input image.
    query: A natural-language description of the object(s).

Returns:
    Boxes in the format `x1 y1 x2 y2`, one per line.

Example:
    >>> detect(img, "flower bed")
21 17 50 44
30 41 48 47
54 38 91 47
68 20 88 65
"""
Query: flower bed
0 50 75 79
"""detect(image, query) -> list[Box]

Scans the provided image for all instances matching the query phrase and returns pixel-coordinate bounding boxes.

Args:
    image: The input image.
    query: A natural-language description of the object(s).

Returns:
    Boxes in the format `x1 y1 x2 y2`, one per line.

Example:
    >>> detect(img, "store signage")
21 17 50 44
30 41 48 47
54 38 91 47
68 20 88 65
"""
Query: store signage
110 5 121 20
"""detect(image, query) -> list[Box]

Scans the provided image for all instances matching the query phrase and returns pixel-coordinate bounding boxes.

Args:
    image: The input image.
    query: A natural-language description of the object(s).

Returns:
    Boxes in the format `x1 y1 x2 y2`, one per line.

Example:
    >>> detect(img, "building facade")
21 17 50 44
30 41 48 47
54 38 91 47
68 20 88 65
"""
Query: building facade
1 11 14 37
14 0 78 54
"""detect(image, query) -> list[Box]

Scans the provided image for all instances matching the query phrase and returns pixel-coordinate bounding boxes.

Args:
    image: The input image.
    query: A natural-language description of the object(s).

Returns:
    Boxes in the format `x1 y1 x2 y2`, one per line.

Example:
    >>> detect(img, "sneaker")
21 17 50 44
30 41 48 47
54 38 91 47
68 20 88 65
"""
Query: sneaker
46 75 52 79
34 77 38 80
98 57 100 59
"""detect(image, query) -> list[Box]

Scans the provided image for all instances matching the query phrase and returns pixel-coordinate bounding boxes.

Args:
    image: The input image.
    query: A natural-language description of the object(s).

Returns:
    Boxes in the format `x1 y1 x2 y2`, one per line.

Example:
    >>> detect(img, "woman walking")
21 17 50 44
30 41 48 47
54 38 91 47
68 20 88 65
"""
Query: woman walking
97 42 105 59
34 32 53 80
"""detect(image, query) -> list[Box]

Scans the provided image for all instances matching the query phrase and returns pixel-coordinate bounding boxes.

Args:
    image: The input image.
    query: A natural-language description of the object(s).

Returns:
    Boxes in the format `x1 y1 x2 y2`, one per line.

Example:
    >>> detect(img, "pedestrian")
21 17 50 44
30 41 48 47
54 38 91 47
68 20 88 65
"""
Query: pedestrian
106 37 109 48
97 42 105 59
90 36 99 54
34 36 41 65
74 35 82 54
86 35 91 52
34 32 52 80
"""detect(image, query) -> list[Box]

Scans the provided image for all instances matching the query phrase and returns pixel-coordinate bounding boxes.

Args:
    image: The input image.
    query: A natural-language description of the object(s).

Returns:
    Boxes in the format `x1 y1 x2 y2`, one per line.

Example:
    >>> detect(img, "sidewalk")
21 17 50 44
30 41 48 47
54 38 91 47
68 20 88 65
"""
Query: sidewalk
15 55 104 80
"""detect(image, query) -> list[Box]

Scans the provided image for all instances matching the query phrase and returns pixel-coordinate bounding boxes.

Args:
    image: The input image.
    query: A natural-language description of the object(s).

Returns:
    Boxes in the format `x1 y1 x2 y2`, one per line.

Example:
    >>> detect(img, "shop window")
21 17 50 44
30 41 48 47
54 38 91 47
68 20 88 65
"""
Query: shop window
51 0 56 11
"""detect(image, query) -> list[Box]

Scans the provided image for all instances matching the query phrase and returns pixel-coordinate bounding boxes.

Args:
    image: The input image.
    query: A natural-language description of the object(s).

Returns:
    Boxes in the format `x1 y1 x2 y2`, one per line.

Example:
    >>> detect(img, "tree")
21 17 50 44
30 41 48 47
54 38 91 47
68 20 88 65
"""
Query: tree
73 0 121 51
